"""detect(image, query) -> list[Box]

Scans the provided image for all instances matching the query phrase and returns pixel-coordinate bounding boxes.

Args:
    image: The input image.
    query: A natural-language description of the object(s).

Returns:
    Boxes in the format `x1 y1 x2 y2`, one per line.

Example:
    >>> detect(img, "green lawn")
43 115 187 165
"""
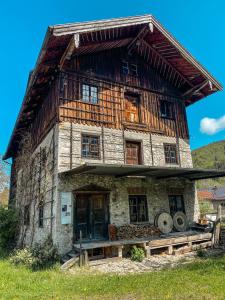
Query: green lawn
1 254 225 300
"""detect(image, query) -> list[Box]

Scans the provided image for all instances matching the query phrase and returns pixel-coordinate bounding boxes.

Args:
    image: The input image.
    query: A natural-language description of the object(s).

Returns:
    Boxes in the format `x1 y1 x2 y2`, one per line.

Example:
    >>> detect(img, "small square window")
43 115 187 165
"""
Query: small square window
130 64 138 76
164 144 178 164
81 135 100 159
82 84 99 104
160 101 174 119
121 61 129 75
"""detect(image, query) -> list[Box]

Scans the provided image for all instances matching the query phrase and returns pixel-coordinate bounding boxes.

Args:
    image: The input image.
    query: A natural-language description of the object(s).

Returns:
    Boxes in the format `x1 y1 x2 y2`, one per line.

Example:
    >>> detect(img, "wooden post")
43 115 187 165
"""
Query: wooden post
79 230 83 266
118 246 123 258
168 245 173 255
145 247 151 258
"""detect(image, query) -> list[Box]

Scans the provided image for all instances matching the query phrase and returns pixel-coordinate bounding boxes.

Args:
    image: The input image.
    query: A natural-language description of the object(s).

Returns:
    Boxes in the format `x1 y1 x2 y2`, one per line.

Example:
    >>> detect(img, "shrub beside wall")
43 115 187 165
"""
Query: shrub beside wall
0 207 19 250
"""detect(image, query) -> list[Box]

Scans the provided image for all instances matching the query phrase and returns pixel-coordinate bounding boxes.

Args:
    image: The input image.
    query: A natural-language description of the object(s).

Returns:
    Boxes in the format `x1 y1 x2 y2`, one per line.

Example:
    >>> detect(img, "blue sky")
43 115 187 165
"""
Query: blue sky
0 0 225 155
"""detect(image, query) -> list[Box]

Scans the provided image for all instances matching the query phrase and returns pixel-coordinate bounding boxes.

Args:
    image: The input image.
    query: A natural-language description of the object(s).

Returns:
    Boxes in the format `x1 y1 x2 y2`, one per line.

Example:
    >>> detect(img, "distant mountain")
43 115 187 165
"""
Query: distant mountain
192 140 225 188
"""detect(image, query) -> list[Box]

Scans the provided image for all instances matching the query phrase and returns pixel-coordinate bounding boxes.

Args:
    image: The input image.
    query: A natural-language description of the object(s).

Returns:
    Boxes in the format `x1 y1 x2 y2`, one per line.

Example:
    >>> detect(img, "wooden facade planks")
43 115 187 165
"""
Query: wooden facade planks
58 72 189 139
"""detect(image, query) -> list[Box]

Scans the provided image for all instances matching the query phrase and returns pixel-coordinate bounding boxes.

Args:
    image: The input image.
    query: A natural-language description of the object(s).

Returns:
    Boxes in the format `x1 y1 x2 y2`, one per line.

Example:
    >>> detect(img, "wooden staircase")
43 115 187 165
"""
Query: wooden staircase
61 249 80 270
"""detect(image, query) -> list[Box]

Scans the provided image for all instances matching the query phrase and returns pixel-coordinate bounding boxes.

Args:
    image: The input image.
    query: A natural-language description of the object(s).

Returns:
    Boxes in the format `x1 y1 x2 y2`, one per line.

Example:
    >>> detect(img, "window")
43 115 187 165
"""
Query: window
121 61 138 76
160 101 174 119
130 64 138 76
24 205 30 226
121 61 129 75
81 135 100 159
129 195 148 223
169 195 185 216
124 93 140 123
82 84 98 104
164 144 178 164
126 141 142 165
39 204 44 228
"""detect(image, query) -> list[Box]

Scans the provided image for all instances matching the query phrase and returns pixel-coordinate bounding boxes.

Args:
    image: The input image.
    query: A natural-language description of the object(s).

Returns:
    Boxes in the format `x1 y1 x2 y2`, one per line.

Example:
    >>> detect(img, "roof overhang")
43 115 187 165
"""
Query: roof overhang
4 15 223 159
59 163 225 181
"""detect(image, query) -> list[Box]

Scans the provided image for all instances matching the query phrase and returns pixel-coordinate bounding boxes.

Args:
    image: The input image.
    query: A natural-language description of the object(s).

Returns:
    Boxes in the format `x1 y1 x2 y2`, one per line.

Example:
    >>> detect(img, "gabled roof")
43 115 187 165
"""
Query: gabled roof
4 15 222 159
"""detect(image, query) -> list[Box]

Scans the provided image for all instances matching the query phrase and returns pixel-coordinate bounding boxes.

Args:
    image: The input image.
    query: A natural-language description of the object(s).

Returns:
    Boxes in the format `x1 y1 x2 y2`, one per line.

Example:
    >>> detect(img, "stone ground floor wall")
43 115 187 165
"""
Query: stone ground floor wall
54 174 199 254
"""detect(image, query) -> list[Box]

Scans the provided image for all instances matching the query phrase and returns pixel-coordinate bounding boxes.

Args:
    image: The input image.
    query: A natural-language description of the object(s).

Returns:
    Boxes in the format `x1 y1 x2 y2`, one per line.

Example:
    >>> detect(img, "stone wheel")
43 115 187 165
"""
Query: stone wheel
173 212 187 232
157 212 173 234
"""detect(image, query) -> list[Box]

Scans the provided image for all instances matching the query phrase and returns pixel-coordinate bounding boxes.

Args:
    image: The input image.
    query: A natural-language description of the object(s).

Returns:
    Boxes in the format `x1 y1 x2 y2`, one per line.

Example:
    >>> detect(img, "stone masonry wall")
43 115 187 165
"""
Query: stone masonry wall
15 125 59 247
58 122 193 172
56 173 198 254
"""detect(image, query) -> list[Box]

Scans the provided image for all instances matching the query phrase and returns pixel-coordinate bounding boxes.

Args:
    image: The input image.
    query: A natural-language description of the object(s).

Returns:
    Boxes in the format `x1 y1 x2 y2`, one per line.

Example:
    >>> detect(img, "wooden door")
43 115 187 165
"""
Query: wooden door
124 94 140 123
75 193 109 241
126 142 141 165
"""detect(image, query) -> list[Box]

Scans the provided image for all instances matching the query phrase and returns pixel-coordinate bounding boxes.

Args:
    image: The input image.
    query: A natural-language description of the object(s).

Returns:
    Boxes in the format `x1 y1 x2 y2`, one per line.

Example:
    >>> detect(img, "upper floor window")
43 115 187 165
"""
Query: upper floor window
124 93 140 123
82 84 98 104
24 205 30 226
129 195 148 223
81 135 100 159
160 101 174 119
164 144 178 164
121 61 138 76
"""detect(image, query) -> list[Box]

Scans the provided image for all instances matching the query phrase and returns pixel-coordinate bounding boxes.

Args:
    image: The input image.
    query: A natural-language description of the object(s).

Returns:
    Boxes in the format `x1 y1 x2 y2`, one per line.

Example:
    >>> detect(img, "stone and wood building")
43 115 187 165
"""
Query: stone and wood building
4 15 225 258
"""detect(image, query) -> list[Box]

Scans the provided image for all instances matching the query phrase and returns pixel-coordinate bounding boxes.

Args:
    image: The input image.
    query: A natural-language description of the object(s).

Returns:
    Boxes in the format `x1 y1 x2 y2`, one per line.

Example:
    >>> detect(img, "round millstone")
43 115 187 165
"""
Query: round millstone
173 212 187 232
157 212 173 234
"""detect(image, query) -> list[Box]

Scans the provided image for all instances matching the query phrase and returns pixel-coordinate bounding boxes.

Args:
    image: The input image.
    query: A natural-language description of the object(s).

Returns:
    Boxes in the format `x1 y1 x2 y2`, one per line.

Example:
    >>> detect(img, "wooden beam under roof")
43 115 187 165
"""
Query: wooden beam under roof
59 33 80 70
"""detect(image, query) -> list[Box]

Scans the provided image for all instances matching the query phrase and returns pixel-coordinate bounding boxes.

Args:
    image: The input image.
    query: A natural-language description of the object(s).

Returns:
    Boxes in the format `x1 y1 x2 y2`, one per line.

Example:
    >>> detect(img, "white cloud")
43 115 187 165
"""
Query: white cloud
200 115 225 135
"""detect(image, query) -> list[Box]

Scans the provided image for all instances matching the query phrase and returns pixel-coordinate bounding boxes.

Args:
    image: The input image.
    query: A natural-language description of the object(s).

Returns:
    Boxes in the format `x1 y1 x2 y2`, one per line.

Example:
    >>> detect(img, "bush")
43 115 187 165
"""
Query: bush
130 246 145 262
197 249 207 258
9 248 37 268
9 236 59 270
31 236 59 269
0 207 19 250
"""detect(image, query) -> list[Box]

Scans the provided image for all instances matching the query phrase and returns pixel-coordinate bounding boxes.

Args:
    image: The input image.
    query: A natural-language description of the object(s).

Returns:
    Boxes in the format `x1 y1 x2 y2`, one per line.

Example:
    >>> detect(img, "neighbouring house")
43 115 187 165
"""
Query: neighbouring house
198 187 225 212
4 15 225 257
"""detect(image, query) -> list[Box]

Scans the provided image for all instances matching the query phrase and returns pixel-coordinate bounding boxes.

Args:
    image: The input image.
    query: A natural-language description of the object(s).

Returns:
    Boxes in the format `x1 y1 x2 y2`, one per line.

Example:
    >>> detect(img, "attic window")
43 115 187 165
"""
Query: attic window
121 61 138 76
160 101 174 119
82 84 98 104
130 64 138 76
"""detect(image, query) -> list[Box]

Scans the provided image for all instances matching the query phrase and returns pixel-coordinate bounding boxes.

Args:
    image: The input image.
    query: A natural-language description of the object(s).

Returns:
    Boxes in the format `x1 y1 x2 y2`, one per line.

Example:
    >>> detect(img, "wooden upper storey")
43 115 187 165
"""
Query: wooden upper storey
4 15 222 159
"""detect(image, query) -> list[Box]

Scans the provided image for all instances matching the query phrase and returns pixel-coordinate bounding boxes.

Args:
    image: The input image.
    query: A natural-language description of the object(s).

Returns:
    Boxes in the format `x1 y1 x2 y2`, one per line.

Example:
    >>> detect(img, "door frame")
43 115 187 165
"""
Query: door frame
73 191 110 242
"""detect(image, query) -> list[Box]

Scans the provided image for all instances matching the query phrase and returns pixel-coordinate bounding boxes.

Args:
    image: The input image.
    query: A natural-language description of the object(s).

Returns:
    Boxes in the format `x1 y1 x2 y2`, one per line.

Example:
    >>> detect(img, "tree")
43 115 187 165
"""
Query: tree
0 156 10 207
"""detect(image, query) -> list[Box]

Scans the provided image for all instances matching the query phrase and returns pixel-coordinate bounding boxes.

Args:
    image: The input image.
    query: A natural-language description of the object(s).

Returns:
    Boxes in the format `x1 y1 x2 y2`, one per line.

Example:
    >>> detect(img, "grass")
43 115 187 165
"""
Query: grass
1 253 225 299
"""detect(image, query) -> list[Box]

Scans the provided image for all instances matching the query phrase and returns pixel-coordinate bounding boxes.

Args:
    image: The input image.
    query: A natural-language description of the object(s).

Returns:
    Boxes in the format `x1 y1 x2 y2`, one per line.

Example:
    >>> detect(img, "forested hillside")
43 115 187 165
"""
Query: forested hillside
192 140 225 187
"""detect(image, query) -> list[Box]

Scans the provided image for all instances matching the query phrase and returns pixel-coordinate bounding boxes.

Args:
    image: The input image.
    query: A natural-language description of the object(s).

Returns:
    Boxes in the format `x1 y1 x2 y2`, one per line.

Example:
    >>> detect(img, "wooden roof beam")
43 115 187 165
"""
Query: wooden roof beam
59 33 80 70
140 39 195 89
127 22 153 55
182 80 209 98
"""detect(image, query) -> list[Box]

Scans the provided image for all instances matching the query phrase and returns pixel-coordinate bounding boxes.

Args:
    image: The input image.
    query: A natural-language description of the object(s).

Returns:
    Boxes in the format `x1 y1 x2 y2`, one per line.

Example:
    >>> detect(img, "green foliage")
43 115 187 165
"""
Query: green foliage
199 201 213 217
192 140 225 188
2 254 225 299
0 207 19 250
9 236 59 270
130 246 145 262
9 248 37 268
31 236 59 270
196 249 207 258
